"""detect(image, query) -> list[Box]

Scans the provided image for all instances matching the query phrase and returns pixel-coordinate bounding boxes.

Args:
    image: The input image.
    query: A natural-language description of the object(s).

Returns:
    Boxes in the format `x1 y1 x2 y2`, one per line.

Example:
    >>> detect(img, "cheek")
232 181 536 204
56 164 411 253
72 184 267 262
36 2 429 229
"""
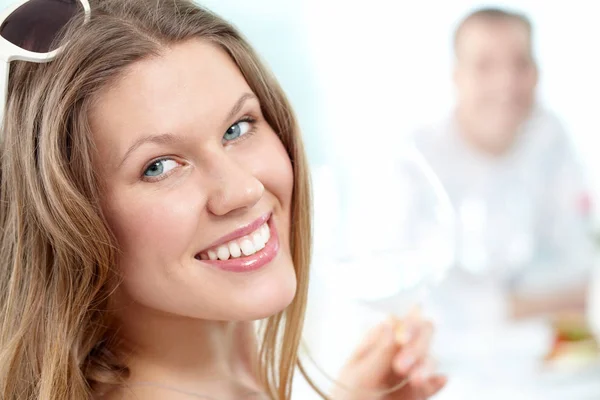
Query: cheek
246 133 294 212
521 76 537 96
264 150 294 211
103 188 203 267
462 78 487 102
236 131 294 253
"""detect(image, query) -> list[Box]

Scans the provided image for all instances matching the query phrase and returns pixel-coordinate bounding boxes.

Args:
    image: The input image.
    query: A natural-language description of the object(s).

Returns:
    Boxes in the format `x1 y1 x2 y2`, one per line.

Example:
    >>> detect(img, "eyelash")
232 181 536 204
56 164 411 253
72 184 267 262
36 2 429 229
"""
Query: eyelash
140 116 259 183
141 157 182 183
224 116 258 145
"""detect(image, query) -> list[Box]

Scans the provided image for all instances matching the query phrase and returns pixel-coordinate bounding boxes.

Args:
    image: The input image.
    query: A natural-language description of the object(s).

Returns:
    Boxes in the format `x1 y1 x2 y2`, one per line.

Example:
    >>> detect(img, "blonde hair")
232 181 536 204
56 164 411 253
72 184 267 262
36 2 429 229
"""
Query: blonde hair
0 0 313 398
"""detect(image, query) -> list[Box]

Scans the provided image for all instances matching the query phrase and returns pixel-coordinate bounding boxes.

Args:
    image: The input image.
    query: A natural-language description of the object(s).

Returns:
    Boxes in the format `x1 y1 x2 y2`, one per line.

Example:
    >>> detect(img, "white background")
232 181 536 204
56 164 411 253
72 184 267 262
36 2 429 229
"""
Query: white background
6 0 598 199
200 0 600 212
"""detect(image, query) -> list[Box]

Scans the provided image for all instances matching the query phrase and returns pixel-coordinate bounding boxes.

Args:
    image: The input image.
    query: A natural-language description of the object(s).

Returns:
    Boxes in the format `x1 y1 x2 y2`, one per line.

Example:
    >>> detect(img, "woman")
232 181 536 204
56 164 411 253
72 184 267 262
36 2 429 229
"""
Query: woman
0 0 446 398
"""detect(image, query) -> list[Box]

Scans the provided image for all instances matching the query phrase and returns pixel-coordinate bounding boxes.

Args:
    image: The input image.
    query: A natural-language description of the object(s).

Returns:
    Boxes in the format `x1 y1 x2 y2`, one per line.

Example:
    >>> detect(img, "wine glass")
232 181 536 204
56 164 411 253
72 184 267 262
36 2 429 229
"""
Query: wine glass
301 141 456 396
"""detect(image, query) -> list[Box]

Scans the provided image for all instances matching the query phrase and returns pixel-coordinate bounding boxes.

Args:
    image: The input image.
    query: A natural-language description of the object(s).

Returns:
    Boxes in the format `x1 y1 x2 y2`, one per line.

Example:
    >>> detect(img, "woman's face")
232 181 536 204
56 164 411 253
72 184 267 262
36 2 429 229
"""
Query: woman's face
89 39 296 321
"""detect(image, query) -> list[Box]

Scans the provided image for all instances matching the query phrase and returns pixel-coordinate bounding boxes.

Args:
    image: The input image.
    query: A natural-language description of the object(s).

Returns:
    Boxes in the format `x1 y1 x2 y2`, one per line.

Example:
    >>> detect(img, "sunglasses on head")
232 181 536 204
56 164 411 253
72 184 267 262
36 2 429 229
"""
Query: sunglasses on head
0 0 91 123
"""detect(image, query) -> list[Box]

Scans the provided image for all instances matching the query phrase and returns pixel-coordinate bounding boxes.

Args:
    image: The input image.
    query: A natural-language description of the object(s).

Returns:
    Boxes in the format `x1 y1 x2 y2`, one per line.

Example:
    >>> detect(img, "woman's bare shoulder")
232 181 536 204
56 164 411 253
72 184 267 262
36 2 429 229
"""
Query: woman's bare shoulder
96 385 205 400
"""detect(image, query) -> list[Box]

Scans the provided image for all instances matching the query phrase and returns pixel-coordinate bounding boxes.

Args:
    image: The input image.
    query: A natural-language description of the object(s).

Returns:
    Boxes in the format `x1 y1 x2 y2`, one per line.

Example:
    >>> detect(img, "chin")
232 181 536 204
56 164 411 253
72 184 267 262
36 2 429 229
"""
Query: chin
235 264 298 321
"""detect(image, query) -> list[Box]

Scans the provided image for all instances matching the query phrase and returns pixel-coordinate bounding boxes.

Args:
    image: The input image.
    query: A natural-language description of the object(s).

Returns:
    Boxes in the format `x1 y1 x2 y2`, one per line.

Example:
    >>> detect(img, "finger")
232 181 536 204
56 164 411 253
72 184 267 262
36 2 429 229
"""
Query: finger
407 320 434 357
418 375 448 398
394 308 422 345
355 321 398 379
409 358 438 387
392 349 417 376
393 321 433 375
349 320 389 362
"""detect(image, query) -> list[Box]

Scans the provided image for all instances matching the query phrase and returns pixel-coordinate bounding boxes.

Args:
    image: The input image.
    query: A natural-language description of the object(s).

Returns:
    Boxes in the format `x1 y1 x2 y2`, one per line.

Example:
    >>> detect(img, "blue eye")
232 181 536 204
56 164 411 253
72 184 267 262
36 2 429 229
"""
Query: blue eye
223 120 253 142
143 159 178 178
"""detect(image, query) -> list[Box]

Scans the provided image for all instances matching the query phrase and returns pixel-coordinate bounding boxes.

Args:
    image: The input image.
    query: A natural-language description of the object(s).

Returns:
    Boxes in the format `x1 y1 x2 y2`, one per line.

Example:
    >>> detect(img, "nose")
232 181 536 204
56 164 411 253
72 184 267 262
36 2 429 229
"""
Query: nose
494 65 521 94
205 151 264 217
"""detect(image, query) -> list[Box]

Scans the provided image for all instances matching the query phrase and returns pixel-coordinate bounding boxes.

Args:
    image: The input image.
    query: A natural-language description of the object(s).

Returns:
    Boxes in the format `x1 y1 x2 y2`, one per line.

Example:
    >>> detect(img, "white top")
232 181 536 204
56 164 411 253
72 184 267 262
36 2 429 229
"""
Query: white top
414 108 597 399
414 107 592 293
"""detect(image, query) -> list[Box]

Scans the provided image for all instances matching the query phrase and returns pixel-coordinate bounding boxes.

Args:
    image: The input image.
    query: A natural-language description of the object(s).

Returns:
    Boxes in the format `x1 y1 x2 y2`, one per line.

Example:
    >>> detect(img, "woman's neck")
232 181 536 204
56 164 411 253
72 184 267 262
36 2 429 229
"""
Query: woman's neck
110 301 260 398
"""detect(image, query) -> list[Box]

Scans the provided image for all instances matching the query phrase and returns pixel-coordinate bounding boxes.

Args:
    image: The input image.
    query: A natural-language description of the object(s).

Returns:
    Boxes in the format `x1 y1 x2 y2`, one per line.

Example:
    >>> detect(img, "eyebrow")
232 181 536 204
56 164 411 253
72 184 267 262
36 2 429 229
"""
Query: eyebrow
226 92 258 123
119 93 259 167
119 133 182 167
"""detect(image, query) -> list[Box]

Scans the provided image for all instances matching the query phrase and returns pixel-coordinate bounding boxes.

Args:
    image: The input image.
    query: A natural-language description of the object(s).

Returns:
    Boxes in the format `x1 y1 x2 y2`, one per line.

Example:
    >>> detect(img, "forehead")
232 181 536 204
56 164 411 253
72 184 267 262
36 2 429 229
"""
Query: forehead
457 19 531 60
89 39 252 142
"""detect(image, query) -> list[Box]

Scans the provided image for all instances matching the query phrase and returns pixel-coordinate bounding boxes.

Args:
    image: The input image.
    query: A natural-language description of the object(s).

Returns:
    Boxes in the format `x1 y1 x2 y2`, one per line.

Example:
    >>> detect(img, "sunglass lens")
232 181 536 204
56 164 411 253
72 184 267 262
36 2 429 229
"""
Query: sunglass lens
0 0 83 53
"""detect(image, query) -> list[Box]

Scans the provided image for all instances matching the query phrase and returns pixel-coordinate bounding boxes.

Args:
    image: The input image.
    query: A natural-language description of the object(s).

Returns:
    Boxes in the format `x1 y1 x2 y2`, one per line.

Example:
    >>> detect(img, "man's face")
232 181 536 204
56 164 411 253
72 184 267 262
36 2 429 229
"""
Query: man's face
454 18 538 149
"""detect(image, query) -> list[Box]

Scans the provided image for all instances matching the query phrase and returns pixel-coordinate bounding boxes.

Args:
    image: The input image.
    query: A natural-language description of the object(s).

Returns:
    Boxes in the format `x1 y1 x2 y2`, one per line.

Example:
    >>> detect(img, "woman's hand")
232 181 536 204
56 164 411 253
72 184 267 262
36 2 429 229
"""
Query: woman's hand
333 309 446 400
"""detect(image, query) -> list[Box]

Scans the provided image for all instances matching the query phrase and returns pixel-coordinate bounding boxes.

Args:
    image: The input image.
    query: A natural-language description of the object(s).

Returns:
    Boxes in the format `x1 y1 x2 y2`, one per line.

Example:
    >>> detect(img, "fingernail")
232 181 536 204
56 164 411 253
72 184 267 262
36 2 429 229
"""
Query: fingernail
395 324 413 345
412 365 433 383
395 354 416 372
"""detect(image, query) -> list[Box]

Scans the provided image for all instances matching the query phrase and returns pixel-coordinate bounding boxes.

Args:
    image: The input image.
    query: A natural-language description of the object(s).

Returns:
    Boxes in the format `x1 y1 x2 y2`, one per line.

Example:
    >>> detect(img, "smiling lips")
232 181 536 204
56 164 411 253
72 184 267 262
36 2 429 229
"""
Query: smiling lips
198 222 270 261
194 215 279 273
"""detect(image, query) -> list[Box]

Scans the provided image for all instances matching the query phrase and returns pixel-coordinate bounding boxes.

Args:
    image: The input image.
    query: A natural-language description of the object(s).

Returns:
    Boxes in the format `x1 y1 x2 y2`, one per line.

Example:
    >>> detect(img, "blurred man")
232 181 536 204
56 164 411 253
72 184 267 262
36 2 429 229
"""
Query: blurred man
453 7 537 157
415 7 595 399
418 6 591 317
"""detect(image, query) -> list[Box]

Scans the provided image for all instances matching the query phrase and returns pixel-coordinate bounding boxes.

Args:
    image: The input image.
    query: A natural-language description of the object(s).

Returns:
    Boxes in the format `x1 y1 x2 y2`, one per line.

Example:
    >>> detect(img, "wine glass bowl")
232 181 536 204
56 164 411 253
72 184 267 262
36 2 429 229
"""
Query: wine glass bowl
303 143 456 395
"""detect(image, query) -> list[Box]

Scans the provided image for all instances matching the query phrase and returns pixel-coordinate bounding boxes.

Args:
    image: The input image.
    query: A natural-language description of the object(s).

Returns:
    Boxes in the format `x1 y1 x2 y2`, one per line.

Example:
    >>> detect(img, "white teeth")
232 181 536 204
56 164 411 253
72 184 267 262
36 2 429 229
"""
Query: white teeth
240 239 256 256
252 232 265 251
199 222 271 260
261 224 270 243
228 241 242 258
217 245 230 261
